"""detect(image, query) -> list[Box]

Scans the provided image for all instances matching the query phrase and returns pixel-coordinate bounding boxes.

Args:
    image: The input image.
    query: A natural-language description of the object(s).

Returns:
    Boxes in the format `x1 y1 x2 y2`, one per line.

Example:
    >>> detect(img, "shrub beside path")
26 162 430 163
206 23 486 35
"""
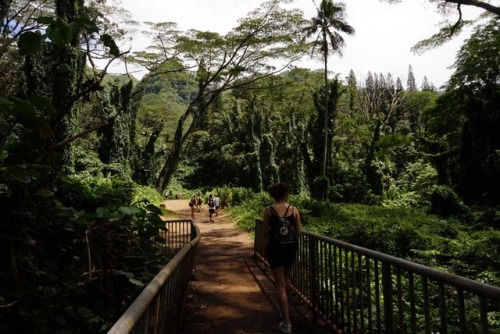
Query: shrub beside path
162 199 330 334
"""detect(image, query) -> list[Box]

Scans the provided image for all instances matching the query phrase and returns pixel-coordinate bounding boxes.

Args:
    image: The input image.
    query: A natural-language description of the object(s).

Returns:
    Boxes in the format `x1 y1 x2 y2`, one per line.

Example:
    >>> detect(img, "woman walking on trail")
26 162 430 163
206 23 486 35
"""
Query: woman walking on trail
262 183 301 334
207 194 216 223
213 194 221 216
197 194 203 212
189 195 196 219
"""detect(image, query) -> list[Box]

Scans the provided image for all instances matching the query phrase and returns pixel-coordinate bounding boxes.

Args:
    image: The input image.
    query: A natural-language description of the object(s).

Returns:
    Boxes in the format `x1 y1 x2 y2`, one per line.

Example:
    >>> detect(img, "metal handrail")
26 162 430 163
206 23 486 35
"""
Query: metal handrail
254 218 500 333
108 219 201 334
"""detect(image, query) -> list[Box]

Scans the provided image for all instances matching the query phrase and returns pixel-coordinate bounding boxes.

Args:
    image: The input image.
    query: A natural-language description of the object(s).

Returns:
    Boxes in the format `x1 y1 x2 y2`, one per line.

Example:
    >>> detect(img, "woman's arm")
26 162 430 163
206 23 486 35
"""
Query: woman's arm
262 207 270 238
294 208 301 235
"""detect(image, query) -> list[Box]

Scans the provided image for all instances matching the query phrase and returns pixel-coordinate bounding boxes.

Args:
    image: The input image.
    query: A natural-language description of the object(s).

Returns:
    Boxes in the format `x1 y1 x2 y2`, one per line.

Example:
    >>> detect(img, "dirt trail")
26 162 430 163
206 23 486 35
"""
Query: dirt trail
162 199 330 334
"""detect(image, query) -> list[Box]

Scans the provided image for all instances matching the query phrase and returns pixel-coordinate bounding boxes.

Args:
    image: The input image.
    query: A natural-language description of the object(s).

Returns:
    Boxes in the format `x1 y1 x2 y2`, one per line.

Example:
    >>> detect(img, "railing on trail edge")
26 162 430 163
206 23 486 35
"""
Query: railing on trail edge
254 218 500 334
108 219 200 334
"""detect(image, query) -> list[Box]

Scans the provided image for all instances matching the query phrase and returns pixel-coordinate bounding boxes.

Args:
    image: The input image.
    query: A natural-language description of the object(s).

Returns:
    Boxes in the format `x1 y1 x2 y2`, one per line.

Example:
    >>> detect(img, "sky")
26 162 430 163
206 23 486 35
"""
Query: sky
114 0 483 88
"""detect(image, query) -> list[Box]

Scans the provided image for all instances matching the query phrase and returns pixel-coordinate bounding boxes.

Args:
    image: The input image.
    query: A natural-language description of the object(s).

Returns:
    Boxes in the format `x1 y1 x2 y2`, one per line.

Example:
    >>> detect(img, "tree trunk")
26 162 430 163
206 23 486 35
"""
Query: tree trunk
134 125 163 185
155 89 211 191
364 120 383 196
322 31 329 179
20 0 85 169
107 81 134 178
155 111 189 192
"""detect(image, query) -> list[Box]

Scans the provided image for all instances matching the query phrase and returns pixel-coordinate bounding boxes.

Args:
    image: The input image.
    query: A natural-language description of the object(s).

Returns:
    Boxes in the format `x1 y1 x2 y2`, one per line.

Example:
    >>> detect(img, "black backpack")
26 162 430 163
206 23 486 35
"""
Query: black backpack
270 205 298 247
208 198 214 207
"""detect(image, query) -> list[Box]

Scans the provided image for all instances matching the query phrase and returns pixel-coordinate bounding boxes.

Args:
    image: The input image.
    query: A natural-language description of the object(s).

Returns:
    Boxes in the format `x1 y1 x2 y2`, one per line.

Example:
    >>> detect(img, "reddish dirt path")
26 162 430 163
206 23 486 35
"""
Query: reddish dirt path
162 200 330 334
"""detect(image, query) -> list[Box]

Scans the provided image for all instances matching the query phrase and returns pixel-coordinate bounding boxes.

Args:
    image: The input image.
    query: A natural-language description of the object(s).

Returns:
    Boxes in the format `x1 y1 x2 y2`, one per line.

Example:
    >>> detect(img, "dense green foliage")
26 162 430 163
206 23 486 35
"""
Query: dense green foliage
303 0 355 195
228 189 500 285
0 174 166 333
0 1 166 333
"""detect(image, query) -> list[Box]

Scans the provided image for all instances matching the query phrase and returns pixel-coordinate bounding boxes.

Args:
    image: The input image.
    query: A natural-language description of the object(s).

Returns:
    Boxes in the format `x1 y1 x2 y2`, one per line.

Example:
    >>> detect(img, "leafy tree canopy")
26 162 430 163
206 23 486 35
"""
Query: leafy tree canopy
380 0 500 17
380 0 499 54
450 18 500 89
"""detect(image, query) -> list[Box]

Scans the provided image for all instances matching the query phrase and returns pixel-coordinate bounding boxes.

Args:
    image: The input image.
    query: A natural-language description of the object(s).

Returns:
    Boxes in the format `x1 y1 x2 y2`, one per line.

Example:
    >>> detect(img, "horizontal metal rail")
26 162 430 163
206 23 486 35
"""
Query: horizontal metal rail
254 218 500 333
108 220 200 334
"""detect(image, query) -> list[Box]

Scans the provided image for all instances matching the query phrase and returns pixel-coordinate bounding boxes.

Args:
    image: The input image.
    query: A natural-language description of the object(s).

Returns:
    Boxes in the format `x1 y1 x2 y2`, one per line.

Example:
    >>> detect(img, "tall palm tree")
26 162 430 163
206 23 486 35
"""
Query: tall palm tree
304 0 354 178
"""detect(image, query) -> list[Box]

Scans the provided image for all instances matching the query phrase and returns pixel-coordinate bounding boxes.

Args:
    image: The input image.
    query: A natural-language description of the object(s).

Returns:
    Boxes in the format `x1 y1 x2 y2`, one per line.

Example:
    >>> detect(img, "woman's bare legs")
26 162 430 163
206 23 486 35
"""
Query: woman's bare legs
272 266 291 324
285 267 292 300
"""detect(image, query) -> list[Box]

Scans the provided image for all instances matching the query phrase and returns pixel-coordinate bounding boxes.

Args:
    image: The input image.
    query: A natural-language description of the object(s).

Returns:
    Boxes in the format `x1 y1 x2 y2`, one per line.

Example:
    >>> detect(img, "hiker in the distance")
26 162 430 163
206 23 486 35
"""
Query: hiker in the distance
197 194 203 212
207 194 216 223
189 195 196 219
262 182 301 334
213 194 221 216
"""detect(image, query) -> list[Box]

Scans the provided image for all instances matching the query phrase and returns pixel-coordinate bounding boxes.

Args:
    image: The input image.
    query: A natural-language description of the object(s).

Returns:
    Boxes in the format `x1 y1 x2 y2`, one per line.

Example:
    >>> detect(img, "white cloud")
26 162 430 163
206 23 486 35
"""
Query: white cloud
113 0 482 87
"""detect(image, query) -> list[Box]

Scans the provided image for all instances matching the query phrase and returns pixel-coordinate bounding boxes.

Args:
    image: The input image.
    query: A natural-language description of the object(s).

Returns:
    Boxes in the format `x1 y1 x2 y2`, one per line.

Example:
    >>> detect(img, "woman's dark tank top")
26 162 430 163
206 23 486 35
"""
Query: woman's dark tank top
268 205 297 246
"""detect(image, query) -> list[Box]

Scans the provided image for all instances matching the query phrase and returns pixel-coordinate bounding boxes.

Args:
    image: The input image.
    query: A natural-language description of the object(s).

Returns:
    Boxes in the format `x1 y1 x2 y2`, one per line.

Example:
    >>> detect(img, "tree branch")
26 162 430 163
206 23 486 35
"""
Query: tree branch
33 121 113 164
445 0 500 16
449 4 463 36
0 300 17 309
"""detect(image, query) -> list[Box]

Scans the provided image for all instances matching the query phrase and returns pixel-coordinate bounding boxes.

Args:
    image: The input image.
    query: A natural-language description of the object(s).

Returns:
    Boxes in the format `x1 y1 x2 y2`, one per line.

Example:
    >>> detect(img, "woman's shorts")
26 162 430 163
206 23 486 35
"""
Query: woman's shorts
267 246 297 269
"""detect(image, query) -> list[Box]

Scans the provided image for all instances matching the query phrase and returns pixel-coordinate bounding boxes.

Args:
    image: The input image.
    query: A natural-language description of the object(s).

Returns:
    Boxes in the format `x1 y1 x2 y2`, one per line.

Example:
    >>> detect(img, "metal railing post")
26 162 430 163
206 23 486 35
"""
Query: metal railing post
309 238 318 323
382 262 394 334
108 220 201 334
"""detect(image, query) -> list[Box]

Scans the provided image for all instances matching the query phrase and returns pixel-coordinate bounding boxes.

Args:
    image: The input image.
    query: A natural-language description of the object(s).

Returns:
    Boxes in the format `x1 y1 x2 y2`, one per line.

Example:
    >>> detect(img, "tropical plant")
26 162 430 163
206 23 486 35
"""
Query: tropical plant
303 0 355 181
